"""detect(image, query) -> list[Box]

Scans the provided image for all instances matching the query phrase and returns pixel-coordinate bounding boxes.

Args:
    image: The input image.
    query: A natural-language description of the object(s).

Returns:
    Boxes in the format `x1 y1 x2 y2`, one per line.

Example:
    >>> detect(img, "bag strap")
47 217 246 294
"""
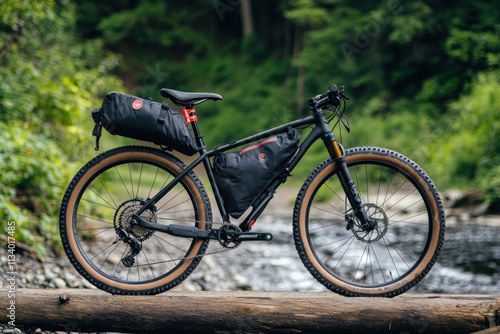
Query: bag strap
91 108 102 151
154 103 169 146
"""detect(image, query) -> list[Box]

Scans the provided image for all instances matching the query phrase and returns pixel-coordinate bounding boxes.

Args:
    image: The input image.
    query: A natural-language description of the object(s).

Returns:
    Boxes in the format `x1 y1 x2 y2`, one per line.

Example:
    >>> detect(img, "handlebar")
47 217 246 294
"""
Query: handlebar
311 84 349 110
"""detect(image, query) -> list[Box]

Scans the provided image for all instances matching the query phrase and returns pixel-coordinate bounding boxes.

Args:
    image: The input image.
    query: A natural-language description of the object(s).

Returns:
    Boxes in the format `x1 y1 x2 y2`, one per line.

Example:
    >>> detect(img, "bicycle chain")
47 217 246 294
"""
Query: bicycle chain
133 217 239 267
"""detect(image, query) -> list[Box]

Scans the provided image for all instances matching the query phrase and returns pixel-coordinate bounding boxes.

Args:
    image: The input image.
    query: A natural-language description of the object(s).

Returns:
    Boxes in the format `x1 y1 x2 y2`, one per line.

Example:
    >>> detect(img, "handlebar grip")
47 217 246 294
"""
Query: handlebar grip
311 84 345 109
315 84 338 101
314 84 341 108
329 84 339 96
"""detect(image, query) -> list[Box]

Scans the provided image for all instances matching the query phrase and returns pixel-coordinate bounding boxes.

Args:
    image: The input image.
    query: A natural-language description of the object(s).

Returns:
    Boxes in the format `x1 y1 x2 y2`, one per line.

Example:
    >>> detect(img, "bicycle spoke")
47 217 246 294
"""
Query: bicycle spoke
128 163 135 199
147 167 161 199
155 188 187 214
310 205 346 219
61 146 210 294
153 233 188 260
98 175 119 209
114 167 132 199
86 186 117 210
295 148 444 297
141 249 155 278
136 163 144 198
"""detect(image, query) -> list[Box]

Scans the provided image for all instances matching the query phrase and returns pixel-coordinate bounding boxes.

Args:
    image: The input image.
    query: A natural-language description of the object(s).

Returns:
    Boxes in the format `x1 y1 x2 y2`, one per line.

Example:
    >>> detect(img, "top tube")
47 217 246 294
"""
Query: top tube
207 115 316 156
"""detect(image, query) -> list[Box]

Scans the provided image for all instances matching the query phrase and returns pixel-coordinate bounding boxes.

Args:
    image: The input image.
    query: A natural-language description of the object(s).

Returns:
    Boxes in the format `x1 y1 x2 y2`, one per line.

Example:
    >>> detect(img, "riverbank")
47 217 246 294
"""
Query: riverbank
0 187 498 294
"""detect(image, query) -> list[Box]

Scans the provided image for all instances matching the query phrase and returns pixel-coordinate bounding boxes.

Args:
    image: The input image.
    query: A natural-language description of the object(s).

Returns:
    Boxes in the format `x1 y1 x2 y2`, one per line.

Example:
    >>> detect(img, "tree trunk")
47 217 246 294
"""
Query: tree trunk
241 0 254 36
293 25 305 116
4 289 499 333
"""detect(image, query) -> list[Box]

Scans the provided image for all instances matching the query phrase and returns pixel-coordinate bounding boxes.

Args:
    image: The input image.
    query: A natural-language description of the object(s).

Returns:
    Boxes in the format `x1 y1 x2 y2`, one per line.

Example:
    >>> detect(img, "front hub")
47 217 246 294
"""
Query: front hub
347 203 388 243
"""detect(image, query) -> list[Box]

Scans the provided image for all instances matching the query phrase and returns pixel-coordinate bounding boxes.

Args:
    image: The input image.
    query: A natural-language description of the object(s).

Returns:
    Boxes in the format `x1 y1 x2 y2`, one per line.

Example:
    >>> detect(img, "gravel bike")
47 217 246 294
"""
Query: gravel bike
59 85 446 297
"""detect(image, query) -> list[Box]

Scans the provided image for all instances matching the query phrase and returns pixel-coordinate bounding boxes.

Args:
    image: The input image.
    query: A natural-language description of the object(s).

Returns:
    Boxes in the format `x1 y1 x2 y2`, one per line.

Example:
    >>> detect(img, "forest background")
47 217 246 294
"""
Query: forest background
1 0 499 255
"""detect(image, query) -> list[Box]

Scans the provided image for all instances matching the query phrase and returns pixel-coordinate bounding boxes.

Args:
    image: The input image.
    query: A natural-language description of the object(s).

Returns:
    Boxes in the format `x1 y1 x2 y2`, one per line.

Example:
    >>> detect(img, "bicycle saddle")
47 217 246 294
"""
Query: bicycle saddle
160 88 223 106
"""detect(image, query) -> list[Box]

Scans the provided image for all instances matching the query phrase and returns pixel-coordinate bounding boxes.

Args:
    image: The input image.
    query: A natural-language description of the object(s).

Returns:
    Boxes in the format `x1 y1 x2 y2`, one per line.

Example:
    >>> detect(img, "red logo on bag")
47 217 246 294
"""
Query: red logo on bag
132 99 143 110
258 153 267 167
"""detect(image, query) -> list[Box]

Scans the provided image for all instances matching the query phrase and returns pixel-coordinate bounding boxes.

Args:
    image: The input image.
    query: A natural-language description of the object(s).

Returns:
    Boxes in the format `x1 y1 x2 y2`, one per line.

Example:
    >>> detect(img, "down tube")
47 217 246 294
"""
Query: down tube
286 125 326 173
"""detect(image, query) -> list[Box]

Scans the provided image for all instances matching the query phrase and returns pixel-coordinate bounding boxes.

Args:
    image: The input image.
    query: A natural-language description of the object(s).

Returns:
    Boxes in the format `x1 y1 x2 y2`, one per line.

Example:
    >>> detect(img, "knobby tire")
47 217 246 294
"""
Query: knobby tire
293 147 446 297
59 146 211 295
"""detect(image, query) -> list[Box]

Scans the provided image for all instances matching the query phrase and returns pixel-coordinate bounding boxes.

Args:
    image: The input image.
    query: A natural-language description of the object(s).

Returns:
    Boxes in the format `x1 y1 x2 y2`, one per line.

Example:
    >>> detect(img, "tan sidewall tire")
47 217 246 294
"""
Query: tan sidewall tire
61 147 209 293
295 148 444 296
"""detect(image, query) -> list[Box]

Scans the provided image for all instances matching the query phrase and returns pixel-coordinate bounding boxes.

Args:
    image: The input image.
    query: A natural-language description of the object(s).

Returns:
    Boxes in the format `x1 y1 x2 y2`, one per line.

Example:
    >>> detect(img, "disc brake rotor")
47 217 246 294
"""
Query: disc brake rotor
348 203 388 243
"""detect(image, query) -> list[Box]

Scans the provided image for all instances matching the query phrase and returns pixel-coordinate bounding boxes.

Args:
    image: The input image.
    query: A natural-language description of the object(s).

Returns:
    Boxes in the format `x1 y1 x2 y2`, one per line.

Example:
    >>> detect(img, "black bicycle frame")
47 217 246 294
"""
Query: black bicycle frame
135 103 373 234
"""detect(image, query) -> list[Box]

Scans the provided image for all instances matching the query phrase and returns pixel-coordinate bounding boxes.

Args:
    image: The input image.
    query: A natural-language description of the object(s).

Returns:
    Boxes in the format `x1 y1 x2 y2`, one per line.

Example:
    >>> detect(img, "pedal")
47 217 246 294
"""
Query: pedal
234 231 273 242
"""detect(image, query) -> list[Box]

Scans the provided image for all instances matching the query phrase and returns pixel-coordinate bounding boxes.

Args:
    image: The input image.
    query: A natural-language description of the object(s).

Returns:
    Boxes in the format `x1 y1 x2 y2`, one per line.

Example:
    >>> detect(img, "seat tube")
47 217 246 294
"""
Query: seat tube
183 106 231 222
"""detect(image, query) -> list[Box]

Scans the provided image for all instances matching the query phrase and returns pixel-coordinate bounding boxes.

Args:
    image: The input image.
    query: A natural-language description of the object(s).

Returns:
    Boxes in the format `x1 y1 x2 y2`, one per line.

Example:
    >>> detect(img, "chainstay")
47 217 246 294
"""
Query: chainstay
134 216 239 267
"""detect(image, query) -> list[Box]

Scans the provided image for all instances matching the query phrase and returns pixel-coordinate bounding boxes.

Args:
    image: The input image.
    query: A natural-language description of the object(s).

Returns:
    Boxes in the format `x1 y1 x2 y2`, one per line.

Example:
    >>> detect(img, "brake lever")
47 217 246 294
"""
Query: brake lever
338 85 349 101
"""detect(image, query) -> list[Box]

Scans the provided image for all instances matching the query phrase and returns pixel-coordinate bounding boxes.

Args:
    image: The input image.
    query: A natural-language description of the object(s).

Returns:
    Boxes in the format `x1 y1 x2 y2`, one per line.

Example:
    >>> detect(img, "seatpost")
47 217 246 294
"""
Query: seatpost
182 105 205 148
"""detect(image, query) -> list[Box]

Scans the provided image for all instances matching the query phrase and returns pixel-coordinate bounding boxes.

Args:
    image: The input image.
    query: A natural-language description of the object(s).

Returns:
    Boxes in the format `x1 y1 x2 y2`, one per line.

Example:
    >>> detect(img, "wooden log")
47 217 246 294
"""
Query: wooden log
2 289 499 334
471 327 500 334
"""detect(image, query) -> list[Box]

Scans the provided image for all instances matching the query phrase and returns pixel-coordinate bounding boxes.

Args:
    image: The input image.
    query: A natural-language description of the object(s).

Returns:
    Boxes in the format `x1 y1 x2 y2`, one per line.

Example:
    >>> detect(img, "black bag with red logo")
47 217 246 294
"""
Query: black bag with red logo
213 129 300 218
91 91 198 155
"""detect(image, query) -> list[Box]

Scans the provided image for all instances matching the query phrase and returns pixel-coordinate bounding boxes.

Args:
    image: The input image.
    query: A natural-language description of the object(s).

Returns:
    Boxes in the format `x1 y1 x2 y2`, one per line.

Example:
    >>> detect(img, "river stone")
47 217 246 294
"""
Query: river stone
52 277 67 289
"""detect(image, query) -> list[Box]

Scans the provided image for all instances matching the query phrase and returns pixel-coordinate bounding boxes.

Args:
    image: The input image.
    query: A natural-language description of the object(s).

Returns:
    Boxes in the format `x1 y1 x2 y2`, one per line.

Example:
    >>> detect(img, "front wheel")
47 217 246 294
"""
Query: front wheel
59 146 212 295
293 147 445 297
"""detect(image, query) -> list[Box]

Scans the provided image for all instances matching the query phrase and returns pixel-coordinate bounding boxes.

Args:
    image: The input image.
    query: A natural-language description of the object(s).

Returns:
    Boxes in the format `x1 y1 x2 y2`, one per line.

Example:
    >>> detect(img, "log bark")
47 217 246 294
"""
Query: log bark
2 289 499 334
471 327 500 334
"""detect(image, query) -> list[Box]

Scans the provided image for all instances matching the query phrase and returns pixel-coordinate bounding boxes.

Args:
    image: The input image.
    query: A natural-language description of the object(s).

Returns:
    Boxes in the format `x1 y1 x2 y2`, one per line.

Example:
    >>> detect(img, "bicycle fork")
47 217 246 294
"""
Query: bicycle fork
323 133 376 231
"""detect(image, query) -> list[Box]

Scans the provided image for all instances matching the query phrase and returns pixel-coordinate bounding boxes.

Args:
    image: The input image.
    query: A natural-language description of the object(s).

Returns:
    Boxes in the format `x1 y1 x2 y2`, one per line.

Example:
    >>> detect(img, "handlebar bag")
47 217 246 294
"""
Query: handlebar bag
92 91 198 155
213 129 300 218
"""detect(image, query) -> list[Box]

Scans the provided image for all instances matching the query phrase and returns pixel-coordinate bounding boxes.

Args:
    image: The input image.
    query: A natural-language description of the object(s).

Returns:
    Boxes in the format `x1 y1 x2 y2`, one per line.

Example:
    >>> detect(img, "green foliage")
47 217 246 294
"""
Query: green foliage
2 0 500 255
428 72 500 205
0 122 70 254
73 0 500 202
0 0 122 255
189 53 296 148
96 0 215 54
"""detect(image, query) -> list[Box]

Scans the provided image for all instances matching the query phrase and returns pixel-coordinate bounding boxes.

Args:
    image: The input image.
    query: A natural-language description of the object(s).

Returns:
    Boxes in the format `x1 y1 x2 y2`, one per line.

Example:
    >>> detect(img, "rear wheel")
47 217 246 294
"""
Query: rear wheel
293 147 445 297
59 146 211 295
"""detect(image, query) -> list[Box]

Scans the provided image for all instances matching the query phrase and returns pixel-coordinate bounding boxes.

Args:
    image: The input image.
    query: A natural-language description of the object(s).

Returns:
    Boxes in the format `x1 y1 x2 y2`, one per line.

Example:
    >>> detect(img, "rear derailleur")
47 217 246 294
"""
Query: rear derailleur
116 227 142 267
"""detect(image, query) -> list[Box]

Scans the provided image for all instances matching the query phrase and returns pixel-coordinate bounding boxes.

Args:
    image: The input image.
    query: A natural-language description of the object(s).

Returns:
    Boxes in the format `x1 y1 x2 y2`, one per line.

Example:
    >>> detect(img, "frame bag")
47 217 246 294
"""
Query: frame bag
92 91 198 155
213 129 300 218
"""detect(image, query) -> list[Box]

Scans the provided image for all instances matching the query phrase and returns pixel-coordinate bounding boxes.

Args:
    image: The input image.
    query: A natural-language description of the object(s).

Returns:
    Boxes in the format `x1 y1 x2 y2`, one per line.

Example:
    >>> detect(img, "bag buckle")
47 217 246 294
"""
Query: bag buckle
91 108 102 151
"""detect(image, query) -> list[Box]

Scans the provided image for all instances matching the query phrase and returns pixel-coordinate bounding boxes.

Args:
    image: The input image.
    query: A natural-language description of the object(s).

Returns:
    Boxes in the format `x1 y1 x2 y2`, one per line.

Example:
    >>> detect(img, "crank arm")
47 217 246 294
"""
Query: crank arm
233 231 273 242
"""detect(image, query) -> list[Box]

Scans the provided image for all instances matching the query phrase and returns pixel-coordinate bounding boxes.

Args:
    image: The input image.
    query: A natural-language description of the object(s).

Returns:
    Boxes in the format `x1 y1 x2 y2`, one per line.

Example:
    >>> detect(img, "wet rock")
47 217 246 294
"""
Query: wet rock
63 272 77 287
34 274 47 285
24 273 34 283
52 277 67 289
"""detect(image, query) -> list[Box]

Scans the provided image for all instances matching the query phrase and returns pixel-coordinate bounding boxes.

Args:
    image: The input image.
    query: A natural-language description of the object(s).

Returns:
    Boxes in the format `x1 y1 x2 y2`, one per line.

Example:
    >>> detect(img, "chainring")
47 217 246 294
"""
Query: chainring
217 224 242 249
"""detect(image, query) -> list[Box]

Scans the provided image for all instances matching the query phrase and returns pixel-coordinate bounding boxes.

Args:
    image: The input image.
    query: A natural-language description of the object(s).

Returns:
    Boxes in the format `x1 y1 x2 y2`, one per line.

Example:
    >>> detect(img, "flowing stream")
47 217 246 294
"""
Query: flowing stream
188 215 500 294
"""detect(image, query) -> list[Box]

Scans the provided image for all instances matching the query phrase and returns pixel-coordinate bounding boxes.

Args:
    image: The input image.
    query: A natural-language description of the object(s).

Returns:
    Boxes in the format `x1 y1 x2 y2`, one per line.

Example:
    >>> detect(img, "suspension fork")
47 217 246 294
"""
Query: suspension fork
323 133 376 231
